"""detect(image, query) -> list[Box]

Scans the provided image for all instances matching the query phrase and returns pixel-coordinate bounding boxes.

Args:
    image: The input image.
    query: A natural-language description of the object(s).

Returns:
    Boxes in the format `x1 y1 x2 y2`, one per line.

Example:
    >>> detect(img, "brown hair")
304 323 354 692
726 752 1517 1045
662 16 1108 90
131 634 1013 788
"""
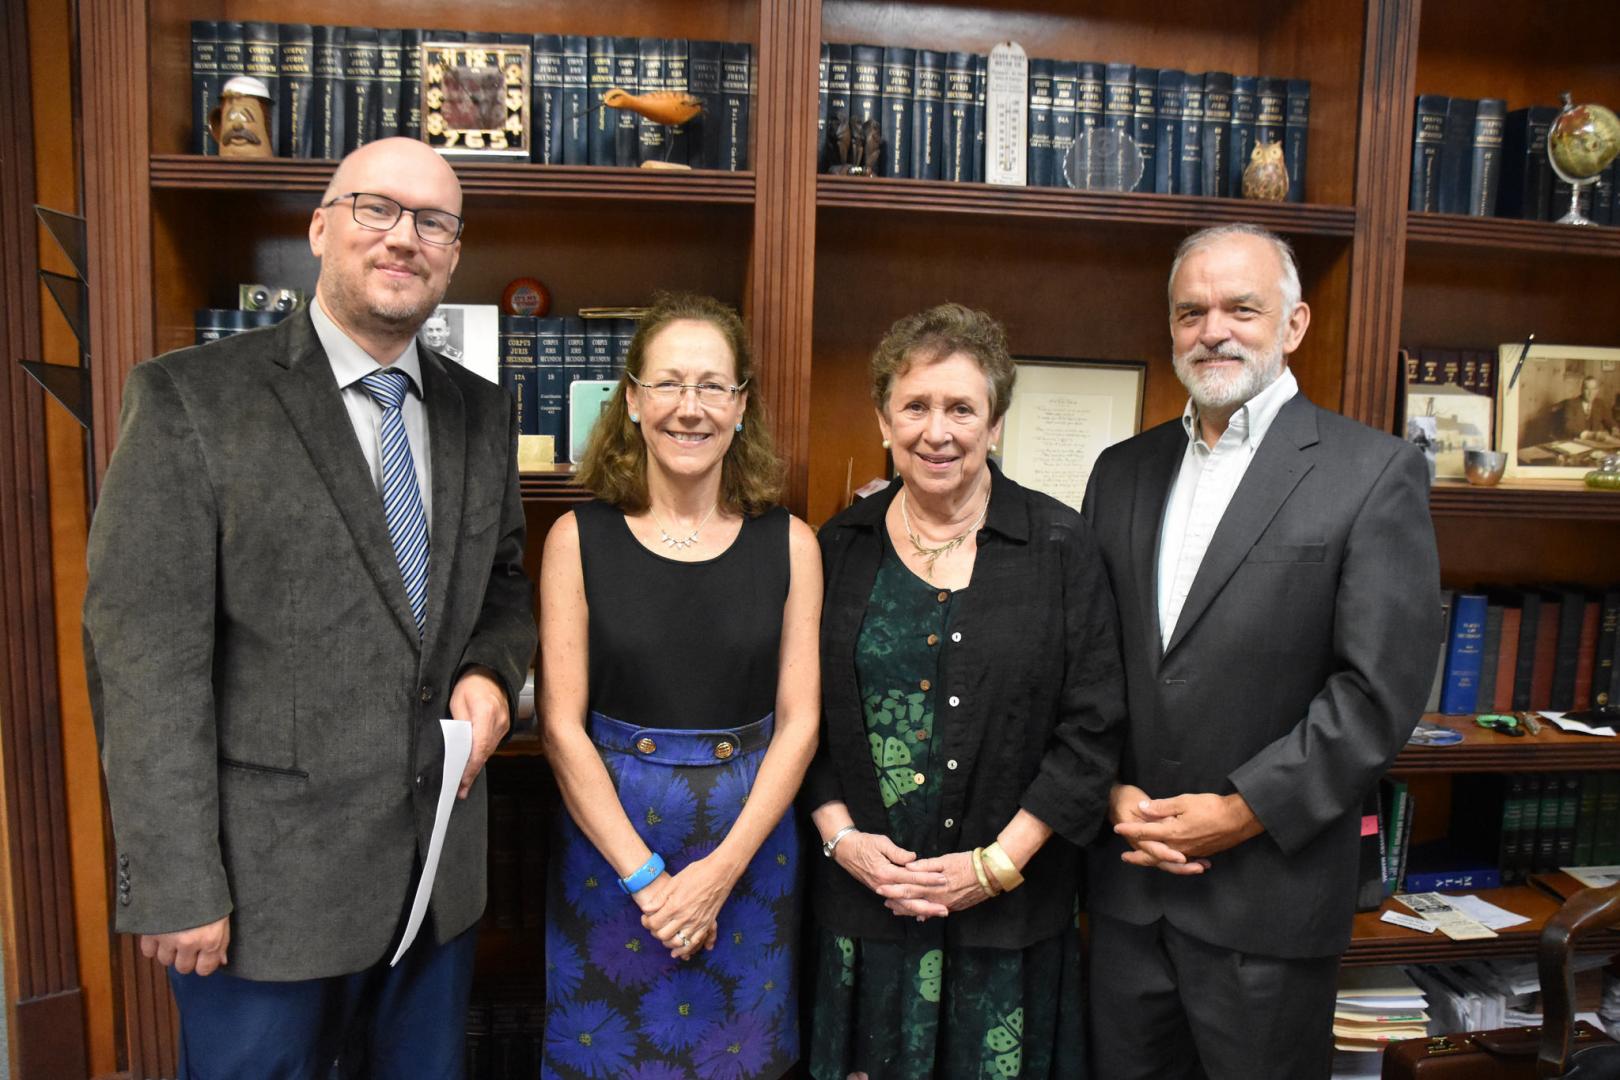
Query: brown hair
870 302 1017 422
576 292 783 515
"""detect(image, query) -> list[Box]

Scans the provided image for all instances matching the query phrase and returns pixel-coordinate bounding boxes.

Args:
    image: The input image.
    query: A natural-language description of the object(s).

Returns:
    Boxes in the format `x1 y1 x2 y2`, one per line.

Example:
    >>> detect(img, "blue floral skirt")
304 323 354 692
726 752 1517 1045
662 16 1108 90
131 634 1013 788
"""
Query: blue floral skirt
541 711 800 1080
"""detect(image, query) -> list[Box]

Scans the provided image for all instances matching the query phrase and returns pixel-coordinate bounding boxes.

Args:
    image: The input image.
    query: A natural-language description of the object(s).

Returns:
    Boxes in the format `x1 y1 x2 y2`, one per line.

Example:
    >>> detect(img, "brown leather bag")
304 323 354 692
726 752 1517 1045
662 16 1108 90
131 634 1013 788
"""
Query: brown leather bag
1381 883 1620 1079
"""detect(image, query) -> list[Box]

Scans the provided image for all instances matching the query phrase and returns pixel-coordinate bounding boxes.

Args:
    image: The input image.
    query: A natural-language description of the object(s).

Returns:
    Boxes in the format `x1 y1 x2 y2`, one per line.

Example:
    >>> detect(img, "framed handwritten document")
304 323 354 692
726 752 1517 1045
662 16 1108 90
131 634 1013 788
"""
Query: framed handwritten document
997 358 1146 511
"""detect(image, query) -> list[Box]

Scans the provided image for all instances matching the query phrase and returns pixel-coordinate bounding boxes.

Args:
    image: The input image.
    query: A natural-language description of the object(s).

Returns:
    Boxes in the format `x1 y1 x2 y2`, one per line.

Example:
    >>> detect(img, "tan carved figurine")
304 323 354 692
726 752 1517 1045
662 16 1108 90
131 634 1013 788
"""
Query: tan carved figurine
1242 138 1289 201
208 76 274 158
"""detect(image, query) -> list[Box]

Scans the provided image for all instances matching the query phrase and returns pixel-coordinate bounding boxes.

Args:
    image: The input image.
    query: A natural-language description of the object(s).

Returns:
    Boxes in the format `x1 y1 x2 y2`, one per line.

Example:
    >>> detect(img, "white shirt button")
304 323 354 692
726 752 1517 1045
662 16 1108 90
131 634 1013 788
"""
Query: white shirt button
947 759 958 770
944 818 955 828
951 632 962 643
948 695 960 707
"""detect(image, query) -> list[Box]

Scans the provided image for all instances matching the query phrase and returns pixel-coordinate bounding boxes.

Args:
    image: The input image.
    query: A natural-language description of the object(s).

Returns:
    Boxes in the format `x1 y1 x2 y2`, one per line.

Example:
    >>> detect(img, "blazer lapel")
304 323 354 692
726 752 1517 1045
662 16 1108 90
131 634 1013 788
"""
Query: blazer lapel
269 314 422 648
1130 425 1185 665
418 352 466 659
1163 396 1319 658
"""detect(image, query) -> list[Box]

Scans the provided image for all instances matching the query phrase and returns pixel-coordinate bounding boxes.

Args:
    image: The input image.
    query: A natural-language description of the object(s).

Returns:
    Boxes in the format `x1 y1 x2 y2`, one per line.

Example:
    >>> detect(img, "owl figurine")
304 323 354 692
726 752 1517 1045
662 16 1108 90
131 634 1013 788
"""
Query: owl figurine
1242 139 1290 201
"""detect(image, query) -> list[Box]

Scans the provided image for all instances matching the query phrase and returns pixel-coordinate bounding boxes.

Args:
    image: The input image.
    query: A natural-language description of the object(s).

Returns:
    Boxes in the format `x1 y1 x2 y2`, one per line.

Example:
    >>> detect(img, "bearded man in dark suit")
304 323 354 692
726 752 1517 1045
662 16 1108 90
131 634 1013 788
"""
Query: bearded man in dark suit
1081 223 1442 1080
84 137 536 1077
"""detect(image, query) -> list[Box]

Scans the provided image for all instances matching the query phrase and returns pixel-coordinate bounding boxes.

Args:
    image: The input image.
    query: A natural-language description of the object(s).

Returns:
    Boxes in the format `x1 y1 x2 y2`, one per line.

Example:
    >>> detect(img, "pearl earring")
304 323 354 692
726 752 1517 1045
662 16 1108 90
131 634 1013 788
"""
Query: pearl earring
881 438 891 449
629 412 639 424
735 421 744 432
990 444 999 453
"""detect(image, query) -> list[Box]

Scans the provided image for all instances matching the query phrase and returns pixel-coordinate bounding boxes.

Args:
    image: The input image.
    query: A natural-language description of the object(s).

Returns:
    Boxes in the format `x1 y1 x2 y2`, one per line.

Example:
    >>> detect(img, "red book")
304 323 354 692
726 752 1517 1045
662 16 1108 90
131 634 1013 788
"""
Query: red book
1494 607 1522 711
1530 597 1562 710
1574 600 1603 711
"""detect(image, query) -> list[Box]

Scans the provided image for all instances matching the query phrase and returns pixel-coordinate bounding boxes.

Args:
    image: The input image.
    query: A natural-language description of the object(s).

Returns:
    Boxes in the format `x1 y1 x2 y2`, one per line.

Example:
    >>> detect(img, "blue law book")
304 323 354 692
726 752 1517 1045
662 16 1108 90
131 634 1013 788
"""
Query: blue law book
587 37 617 165
1439 592 1489 715
499 316 539 438
1155 69 1185 194
535 318 566 460
1132 67 1158 193
561 36 590 164
532 34 564 164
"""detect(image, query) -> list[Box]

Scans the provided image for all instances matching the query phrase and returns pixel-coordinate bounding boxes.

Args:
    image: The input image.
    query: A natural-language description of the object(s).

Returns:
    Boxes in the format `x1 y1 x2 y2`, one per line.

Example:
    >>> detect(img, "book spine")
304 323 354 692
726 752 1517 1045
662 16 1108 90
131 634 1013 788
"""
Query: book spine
1531 595 1562 711
311 26 345 161
400 30 422 139
1075 62 1104 191
1594 159 1617 226
1049 61 1078 189
942 51 974 183
1493 605 1522 711
562 36 590 165
1439 593 1487 714
1499 775 1526 883
499 316 539 437
562 317 588 463
278 25 315 159
662 39 689 165
636 37 667 164
1132 67 1158 194
611 318 636 379
1026 58 1055 188
1557 772 1582 868
1381 778 1409 895
1476 602 1503 717
688 40 723 170
1403 867 1501 893
1425 589 1454 714
824 43 853 174
374 29 403 139
1177 72 1204 196
217 21 247 89
912 50 945 181
850 44 882 129
880 46 915 178
1438 96 1476 215
1575 598 1601 711
721 42 751 170
535 318 566 456
1535 773 1562 872
341 27 380 154
1200 71 1233 198
972 54 987 184
1255 75 1285 159
1551 589 1590 711
191 21 222 155
1511 591 1541 710
1103 62 1135 192
1596 589 1620 711
1575 772 1602 866
1155 70 1184 194
242 22 280 153
587 37 616 166
1410 94 1448 212
611 37 640 166
817 42 830 169
1526 106 1557 220
1228 74 1256 197
533 34 563 165
1514 775 1543 881
1596 774 1620 866
585 320 615 380
1284 78 1309 202
1469 98 1507 216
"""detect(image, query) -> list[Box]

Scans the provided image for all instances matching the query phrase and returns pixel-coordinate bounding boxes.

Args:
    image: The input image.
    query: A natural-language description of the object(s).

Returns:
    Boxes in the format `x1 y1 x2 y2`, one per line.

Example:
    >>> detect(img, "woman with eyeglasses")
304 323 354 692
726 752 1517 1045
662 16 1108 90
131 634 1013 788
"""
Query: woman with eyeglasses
803 304 1126 1079
539 292 821 1078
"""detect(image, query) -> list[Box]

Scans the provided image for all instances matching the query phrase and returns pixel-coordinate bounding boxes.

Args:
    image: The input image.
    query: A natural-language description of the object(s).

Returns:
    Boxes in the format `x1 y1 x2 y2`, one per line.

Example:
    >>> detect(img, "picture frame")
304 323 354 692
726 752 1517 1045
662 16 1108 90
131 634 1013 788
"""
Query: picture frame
420 41 531 160
1496 343 1620 481
419 303 500 384
996 357 1146 511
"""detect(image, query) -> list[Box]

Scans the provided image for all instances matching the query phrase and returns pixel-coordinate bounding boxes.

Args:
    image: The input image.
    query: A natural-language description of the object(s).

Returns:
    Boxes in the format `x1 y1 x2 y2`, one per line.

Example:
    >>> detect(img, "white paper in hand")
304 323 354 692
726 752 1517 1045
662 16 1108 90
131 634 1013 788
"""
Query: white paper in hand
390 718 474 966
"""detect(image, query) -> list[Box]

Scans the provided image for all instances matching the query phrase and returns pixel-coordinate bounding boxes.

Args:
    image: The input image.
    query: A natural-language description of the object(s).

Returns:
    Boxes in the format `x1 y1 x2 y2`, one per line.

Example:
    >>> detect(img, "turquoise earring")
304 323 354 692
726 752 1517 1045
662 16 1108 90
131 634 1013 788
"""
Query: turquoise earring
735 421 744 433
629 412 639 424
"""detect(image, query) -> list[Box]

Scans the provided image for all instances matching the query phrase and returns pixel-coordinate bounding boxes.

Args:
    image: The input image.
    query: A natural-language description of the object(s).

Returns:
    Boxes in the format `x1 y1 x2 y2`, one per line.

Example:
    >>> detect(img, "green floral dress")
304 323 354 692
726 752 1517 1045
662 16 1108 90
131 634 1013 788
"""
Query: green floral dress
808 541 1087 1080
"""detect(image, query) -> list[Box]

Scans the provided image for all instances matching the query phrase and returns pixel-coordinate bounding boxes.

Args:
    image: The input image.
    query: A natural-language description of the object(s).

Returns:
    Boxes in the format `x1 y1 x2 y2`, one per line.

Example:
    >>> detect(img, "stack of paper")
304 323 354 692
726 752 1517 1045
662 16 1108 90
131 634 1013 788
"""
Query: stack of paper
1333 966 1430 1053
1408 956 1611 1032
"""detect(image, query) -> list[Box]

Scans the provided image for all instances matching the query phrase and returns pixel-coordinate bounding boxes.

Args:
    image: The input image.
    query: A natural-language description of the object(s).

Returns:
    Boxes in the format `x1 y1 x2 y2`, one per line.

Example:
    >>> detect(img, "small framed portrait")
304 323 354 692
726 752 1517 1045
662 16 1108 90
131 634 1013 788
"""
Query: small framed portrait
419 304 499 384
1497 343 1620 481
421 41 531 160
996 357 1146 512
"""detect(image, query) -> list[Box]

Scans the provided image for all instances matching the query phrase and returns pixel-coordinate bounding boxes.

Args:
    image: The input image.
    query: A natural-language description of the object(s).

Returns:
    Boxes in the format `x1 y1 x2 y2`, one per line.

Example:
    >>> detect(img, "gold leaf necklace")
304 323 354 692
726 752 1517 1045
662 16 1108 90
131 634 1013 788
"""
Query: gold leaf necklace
899 487 990 578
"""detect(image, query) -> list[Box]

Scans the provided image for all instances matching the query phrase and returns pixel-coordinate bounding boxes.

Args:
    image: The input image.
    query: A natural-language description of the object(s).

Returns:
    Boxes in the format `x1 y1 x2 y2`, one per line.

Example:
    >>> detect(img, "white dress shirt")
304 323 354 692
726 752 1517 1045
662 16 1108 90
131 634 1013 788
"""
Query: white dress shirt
1156 366 1298 649
310 297 433 529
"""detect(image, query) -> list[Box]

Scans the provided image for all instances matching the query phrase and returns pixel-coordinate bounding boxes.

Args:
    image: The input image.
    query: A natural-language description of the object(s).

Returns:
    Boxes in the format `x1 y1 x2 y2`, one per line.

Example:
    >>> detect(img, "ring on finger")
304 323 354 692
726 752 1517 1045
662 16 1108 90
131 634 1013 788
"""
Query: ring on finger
677 930 691 948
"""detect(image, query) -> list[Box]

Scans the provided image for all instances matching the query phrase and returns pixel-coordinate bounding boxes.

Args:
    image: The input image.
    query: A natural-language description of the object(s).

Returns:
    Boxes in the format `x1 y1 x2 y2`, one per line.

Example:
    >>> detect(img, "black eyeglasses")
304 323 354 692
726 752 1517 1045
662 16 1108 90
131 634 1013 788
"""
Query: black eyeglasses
321 192 464 245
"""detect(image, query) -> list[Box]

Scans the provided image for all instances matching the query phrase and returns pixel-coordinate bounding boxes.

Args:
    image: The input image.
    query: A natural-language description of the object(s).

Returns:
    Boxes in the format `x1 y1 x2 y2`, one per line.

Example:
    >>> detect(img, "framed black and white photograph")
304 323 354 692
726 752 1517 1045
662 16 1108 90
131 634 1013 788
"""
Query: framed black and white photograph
996 357 1146 512
419 303 499 384
1497 343 1620 481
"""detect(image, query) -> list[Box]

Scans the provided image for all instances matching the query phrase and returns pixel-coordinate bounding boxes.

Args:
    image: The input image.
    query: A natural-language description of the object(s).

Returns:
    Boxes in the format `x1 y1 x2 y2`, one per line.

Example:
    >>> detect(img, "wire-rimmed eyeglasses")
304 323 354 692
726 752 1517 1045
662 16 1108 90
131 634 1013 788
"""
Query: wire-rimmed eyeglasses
321 192 464 245
628 371 749 408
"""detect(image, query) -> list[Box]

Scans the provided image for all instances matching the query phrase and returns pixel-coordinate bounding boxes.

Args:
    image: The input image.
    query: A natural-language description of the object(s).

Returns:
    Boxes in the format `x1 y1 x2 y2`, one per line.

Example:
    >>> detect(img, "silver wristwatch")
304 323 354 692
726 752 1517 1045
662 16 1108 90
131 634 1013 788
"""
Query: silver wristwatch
822 824 858 859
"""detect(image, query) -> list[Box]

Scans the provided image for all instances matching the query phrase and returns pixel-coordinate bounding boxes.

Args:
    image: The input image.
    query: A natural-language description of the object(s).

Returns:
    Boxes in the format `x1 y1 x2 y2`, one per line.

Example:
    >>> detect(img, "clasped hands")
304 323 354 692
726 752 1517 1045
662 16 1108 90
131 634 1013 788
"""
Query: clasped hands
1109 783 1263 875
632 855 737 961
834 830 989 921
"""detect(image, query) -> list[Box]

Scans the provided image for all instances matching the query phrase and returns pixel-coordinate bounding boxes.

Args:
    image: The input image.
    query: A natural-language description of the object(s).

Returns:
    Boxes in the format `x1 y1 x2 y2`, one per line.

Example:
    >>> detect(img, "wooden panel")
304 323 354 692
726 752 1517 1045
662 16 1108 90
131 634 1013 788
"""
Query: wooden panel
1348 884 1620 966
1393 713 1620 775
1409 213 1620 258
1429 481 1620 522
1400 250 1620 353
1435 516 1620 588
1413 0 1620 109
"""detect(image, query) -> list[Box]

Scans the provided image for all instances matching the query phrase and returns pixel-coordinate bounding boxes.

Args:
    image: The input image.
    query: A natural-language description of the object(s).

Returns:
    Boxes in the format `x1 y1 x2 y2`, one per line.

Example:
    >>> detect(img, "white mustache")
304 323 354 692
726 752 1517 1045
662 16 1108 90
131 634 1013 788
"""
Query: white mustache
1181 343 1254 364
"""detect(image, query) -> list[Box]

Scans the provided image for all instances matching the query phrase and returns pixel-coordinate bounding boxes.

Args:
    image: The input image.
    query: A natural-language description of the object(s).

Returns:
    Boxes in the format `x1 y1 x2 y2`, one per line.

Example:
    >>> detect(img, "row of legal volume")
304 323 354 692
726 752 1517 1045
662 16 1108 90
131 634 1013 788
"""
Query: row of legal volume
189 22 753 169
817 42 1310 199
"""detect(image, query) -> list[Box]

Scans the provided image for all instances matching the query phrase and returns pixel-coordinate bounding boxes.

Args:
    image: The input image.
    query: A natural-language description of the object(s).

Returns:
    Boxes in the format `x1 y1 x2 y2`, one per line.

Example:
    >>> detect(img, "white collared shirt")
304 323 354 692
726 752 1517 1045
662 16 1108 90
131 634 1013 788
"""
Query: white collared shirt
310 297 433 527
1156 366 1298 649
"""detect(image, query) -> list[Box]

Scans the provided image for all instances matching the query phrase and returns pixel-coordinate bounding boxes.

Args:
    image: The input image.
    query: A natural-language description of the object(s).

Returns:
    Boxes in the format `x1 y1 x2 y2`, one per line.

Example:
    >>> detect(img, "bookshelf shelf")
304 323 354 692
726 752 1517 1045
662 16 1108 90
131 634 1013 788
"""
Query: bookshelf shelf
1346 884 1620 966
519 470 590 503
816 175 1357 236
1406 212 1620 259
1391 714 1620 775
149 155 757 205
1427 480 1620 522
495 733 547 758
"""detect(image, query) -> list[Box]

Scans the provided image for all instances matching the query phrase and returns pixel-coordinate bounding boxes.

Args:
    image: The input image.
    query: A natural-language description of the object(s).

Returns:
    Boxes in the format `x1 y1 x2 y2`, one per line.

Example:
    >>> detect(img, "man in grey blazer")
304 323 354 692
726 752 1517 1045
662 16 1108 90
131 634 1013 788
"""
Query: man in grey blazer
84 137 536 1076
1081 224 1441 1079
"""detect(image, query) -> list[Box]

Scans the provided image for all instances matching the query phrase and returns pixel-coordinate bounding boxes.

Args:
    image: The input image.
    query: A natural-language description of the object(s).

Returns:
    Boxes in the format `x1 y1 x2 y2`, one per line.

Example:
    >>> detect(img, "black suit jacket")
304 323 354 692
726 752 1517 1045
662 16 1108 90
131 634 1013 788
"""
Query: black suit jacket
1080 392 1441 959
85 310 536 980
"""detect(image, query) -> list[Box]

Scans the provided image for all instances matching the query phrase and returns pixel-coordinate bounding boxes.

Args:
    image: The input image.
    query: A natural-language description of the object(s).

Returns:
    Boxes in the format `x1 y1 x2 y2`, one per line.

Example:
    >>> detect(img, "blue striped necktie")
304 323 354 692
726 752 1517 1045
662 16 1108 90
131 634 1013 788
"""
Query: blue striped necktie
359 369 429 639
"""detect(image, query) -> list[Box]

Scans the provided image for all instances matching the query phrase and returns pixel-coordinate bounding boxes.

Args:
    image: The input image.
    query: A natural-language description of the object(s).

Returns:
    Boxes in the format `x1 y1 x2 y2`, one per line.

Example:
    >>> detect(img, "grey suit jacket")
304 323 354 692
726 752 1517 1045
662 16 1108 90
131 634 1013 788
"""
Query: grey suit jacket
1081 392 1441 959
84 310 536 981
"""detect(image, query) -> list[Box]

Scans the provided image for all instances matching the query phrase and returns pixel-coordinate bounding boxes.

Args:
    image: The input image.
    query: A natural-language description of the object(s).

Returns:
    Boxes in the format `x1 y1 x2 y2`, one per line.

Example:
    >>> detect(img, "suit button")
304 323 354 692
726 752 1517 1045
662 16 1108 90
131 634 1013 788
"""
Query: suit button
926 634 939 646
944 818 955 828
419 684 434 703
951 632 962 643
416 771 431 789
636 737 657 754
948 696 960 708
947 759 958 770
919 679 931 691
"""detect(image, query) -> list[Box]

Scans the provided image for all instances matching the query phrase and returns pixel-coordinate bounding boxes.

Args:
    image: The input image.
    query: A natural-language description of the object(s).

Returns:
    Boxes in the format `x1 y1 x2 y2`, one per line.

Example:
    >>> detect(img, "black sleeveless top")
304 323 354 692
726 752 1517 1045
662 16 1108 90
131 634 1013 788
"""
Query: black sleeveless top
575 499 789 729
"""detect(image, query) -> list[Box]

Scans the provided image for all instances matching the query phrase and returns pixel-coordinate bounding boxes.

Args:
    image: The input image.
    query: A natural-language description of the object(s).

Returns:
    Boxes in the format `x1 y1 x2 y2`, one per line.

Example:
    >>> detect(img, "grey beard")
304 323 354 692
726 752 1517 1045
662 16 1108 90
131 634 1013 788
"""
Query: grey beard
1173 341 1286 411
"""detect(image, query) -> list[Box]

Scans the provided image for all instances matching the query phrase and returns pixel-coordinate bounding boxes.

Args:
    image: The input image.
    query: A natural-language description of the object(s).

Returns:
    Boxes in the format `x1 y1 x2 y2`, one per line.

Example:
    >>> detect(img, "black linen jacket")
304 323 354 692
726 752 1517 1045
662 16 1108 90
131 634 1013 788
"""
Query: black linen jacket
802 463 1126 948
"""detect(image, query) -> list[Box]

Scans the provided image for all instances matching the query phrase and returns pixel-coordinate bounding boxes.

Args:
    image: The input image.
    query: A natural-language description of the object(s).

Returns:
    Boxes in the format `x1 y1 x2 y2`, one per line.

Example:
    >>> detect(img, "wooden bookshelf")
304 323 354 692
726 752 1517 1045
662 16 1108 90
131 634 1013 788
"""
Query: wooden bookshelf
1407 212 1620 259
1393 714 1620 775
519 470 590 503
1346 884 1620 966
1427 480 1620 521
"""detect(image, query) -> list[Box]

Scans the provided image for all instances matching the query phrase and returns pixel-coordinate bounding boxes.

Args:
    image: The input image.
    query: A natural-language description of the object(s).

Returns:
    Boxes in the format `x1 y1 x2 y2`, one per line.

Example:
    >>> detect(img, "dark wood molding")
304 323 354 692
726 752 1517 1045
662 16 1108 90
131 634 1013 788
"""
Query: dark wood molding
1341 0 1422 432
1427 481 1620 521
0 0 89 1073
82 0 153 483
749 0 821 515
818 175 1358 236
1407 211 1620 257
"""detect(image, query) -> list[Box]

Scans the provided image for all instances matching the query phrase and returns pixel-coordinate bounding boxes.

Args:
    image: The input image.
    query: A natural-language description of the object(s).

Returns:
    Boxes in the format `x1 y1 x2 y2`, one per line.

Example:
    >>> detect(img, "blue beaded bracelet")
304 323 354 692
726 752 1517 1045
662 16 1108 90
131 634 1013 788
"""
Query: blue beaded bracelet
618 852 665 894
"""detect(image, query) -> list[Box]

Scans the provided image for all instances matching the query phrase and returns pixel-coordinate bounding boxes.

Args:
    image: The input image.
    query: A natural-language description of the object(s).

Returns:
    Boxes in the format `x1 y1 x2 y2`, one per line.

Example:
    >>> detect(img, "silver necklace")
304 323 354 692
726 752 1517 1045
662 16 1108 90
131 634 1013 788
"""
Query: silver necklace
649 502 719 551
900 487 990 578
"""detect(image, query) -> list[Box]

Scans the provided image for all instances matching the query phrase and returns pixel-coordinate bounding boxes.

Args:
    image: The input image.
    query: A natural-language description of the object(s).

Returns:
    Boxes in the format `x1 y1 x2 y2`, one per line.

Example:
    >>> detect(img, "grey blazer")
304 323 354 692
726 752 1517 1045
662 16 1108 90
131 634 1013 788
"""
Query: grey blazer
84 310 536 981
1080 393 1442 959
